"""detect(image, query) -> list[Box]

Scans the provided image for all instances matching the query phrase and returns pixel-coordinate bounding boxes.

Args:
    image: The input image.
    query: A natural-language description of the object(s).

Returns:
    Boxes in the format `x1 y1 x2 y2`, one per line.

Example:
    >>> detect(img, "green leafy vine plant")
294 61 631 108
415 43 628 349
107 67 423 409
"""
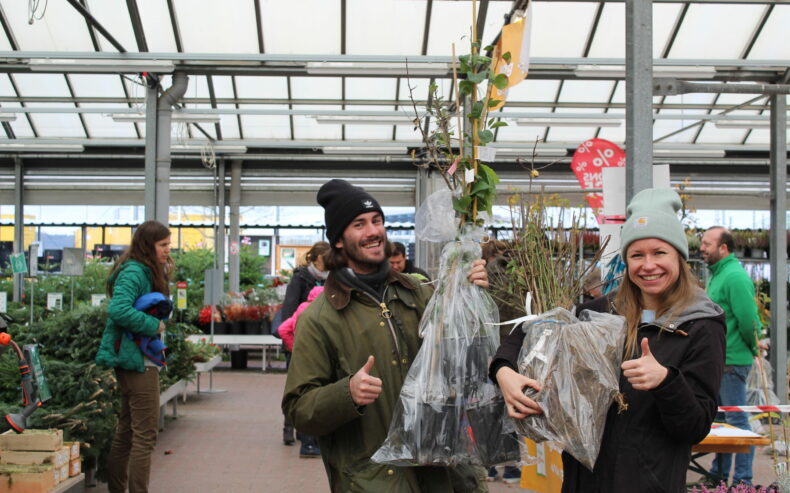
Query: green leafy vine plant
408 27 510 227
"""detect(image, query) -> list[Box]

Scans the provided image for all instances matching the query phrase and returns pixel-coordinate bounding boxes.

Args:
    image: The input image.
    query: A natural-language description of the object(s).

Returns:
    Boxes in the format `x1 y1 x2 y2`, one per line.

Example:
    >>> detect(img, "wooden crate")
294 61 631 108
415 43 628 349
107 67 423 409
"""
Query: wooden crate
0 430 63 452
68 458 81 478
62 442 80 461
0 464 56 493
0 447 70 467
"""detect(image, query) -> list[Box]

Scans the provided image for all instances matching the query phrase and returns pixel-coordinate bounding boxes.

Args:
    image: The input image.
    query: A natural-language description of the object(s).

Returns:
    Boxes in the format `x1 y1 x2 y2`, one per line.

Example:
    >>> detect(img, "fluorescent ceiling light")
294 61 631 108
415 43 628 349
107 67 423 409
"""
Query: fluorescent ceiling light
323 146 407 155
0 113 16 122
713 121 786 130
0 143 84 152
306 61 449 76
312 115 421 125
574 65 715 79
171 144 247 154
493 147 568 157
653 149 725 157
111 112 220 124
515 118 622 128
29 59 175 73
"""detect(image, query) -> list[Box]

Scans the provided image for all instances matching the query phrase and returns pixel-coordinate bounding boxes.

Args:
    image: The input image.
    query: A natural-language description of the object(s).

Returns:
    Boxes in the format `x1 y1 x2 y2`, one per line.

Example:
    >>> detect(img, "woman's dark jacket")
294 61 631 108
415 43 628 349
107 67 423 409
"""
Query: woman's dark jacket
281 266 322 321
489 290 726 493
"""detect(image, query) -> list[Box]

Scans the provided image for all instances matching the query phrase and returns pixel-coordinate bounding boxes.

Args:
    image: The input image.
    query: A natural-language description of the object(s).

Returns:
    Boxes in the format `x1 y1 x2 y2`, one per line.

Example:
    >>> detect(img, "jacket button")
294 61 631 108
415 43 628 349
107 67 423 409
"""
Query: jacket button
380 322 385 327
387 469 395 476
391 360 398 366
401 358 408 364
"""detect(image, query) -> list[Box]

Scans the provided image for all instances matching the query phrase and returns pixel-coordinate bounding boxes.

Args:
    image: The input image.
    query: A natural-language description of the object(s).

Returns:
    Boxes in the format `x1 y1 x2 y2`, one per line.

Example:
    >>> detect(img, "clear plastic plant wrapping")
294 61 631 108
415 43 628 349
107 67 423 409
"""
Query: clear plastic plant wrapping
747 356 780 406
515 308 627 471
372 227 518 467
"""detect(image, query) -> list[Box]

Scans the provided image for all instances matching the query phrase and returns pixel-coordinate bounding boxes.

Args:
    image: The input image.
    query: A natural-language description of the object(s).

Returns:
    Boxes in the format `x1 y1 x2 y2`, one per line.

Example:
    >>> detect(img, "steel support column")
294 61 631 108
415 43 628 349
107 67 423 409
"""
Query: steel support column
215 158 226 284
625 0 653 199
144 85 157 221
12 156 23 302
769 94 788 402
228 159 242 293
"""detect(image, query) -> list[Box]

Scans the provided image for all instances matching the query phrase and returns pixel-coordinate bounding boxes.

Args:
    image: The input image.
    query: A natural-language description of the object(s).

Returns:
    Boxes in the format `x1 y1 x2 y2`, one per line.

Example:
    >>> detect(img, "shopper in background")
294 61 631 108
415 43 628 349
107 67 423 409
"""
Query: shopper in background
96 220 173 493
388 241 431 281
279 241 330 457
491 188 726 492
700 226 761 487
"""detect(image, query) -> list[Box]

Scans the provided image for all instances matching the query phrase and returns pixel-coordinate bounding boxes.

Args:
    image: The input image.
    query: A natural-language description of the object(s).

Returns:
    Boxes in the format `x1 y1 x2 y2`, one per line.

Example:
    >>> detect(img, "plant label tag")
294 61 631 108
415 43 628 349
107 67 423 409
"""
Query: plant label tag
0 291 6 313
47 292 63 311
477 146 497 162
464 167 475 184
10 252 27 275
91 294 107 306
177 281 187 310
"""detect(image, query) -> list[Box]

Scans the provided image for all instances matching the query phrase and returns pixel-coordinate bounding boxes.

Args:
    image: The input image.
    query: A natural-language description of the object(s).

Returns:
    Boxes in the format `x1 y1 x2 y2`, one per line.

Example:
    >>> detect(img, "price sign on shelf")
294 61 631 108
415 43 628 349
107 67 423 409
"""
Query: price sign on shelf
570 138 626 224
176 281 187 310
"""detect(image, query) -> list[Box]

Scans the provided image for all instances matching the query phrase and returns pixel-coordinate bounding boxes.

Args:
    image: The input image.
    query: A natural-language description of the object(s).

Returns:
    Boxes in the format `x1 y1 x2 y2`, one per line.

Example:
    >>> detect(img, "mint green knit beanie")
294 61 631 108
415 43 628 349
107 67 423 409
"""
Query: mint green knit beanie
620 188 689 260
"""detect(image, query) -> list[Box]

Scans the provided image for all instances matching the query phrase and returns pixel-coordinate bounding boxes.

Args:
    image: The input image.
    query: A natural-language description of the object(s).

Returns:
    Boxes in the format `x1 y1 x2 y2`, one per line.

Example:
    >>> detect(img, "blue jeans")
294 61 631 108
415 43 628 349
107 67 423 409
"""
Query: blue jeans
710 364 754 485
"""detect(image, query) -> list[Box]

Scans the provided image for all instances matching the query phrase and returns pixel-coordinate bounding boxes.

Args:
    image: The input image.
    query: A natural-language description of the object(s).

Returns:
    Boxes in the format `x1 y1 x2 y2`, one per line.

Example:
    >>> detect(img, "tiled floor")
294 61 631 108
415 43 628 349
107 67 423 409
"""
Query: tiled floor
87 367 782 492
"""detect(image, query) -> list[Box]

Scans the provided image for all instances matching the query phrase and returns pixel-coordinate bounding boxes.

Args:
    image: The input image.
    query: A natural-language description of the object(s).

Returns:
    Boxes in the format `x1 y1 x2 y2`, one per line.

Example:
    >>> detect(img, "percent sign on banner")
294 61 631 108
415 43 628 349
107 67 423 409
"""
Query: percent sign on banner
570 138 626 224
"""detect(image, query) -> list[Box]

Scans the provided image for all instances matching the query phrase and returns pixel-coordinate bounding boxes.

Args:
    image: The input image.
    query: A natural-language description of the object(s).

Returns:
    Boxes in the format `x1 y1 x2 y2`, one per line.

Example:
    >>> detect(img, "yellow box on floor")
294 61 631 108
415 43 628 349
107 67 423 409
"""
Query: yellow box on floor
0 464 56 493
0 446 70 467
0 430 63 452
520 438 563 493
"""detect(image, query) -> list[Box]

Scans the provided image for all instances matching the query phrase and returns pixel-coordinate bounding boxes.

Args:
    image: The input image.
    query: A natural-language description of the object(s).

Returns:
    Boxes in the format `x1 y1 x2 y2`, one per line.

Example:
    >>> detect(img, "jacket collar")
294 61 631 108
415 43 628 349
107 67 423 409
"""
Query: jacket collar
708 252 737 275
324 268 420 310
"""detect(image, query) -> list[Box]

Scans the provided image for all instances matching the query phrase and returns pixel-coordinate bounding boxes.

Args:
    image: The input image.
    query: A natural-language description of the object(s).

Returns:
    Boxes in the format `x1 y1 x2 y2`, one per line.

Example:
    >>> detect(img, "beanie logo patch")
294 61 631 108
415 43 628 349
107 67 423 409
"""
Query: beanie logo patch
635 216 649 228
363 200 374 209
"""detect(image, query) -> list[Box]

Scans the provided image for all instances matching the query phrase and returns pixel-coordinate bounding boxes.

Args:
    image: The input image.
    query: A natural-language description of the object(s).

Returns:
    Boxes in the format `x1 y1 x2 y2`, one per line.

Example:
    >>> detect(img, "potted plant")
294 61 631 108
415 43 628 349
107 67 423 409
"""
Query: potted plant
686 230 701 259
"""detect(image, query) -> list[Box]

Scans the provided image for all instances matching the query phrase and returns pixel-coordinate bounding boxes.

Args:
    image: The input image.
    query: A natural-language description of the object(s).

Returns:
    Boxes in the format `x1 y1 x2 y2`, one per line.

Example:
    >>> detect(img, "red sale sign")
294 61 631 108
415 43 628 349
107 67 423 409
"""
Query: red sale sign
570 138 626 224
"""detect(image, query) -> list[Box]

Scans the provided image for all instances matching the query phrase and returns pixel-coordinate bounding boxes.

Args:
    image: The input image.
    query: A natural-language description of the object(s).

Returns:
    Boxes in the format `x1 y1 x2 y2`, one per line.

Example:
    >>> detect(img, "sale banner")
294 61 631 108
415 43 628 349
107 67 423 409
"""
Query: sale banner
570 138 626 223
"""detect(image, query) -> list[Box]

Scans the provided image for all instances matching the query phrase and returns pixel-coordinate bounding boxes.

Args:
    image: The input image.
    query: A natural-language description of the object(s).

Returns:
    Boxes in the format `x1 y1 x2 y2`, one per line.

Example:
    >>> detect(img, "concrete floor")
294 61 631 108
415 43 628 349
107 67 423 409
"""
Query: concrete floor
88 366 782 492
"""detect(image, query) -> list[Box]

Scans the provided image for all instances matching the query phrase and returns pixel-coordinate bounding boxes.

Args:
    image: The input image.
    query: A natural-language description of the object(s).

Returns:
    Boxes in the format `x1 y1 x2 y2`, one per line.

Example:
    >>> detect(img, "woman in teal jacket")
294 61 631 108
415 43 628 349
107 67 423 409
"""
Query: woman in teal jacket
96 220 172 493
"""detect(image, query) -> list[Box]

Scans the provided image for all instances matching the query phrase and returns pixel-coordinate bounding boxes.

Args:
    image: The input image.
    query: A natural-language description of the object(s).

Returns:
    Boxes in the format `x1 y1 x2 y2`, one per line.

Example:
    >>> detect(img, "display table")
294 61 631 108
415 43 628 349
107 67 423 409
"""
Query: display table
689 424 771 480
186 335 281 372
158 379 187 431
51 473 85 493
192 354 222 394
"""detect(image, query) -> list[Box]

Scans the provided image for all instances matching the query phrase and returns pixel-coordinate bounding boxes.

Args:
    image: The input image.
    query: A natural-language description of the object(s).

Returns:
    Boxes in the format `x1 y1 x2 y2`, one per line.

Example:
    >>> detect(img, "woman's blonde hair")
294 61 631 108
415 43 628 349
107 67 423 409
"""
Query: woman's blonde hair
614 245 699 359
301 241 330 267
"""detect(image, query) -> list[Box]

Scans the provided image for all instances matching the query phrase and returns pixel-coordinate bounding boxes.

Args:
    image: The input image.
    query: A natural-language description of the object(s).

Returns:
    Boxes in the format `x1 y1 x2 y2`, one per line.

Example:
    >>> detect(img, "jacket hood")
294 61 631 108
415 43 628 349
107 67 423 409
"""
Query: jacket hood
654 286 724 329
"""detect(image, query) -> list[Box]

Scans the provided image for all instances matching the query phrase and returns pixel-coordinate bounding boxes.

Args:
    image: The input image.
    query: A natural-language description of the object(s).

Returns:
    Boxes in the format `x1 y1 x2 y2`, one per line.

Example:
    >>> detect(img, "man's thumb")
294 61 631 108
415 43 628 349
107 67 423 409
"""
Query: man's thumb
640 337 652 357
361 355 375 374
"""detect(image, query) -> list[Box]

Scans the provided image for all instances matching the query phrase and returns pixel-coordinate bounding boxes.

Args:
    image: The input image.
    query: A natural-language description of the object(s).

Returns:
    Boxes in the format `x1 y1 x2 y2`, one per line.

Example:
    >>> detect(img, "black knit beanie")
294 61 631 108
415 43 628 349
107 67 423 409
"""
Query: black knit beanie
317 179 385 245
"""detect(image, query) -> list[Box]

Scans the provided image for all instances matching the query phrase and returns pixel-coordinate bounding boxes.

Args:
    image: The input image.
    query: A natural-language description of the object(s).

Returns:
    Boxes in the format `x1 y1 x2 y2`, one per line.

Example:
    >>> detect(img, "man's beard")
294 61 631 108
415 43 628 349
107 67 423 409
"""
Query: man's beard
343 234 386 271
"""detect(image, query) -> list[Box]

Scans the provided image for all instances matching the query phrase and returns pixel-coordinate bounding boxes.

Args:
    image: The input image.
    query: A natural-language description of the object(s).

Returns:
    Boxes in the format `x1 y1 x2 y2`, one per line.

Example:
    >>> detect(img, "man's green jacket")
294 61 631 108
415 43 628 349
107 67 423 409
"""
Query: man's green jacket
282 269 482 493
707 253 760 365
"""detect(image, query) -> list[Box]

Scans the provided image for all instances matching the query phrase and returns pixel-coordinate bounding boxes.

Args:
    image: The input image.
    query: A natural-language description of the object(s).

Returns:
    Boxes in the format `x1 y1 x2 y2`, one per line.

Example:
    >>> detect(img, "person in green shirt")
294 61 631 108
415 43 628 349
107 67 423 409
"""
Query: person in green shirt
700 226 760 487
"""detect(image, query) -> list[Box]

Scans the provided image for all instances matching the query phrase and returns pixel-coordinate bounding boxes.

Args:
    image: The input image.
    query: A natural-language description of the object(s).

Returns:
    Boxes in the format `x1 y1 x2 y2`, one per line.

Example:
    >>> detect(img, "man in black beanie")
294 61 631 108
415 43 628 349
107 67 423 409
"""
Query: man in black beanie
282 179 490 493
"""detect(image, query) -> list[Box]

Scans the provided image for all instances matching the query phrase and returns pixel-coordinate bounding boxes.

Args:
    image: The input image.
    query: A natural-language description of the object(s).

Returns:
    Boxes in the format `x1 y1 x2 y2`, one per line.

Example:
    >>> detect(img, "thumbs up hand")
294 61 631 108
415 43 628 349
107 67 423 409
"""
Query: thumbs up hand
350 355 383 406
621 338 668 391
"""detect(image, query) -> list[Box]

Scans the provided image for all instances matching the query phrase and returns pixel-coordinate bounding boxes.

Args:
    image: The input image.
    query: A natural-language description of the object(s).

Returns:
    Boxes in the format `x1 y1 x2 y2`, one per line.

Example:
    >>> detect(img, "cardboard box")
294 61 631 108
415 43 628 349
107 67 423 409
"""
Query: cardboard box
57 464 69 484
69 458 81 477
63 441 80 460
0 464 56 493
0 446 69 466
0 429 63 452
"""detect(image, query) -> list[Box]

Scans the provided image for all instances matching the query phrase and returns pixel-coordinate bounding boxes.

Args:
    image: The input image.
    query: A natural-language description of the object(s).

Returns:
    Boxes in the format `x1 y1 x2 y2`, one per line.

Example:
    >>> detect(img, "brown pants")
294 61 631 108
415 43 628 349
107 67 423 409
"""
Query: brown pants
108 367 159 493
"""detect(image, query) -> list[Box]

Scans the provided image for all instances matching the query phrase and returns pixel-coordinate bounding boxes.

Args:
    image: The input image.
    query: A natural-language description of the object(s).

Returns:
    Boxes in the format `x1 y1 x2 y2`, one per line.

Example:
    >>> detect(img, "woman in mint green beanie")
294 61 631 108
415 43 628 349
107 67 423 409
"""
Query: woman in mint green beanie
96 220 173 493
490 188 726 492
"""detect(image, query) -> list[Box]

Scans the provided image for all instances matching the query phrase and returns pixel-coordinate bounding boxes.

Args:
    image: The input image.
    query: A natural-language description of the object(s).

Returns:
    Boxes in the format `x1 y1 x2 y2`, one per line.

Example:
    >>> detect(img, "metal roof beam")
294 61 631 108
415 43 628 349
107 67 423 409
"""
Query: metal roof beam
126 0 149 52
65 0 127 53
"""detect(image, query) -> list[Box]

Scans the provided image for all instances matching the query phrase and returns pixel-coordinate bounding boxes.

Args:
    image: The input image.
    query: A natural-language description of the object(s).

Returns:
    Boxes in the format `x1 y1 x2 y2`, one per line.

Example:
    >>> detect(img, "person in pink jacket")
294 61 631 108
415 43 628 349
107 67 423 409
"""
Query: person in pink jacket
280 285 324 352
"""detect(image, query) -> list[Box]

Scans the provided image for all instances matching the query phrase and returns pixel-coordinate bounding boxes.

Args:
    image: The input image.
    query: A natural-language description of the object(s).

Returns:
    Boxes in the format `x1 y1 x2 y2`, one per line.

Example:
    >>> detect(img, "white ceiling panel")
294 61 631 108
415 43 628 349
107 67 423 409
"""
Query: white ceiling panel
218 103 240 139
235 76 288 99
0 0 94 51
173 0 258 53
530 2 597 57
506 79 560 103
290 77 342 100
293 105 342 140
667 4 765 59
239 105 290 139
85 0 138 52
747 6 790 59
346 78 397 101
347 0 423 55
136 0 179 52
261 0 341 55
558 80 615 104
79 103 138 138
